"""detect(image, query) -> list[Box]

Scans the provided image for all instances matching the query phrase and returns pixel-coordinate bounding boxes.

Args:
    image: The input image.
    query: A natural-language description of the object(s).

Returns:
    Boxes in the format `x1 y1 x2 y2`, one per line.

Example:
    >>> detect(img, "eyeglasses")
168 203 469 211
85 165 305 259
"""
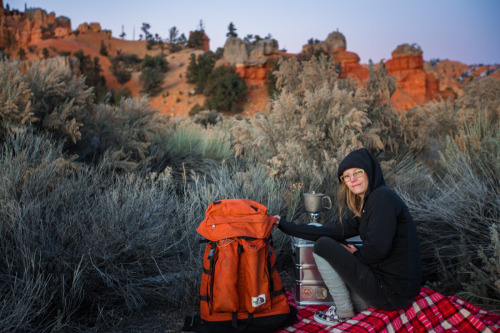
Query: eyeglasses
340 169 365 183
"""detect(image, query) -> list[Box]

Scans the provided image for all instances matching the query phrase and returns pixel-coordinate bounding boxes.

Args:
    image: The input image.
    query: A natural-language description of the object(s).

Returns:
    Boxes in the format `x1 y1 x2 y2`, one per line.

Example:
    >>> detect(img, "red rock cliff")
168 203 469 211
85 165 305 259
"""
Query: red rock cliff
0 2 72 49
385 44 439 111
301 31 369 82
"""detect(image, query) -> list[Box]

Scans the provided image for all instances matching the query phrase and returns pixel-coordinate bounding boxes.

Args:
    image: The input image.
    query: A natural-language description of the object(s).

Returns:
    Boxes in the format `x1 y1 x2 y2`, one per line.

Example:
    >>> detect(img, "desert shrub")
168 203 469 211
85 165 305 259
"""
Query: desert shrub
231 56 402 190
75 97 166 172
186 52 246 113
110 53 142 84
0 60 34 141
267 57 281 98
139 55 168 95
401 76 500 165
112 87 132 104
363 60 400 154
400 100 457 160
73 50 107 101
192 110 222 128
189 102 205 116
0 58 95 146
112 67 131 84
99 40 108 56
0 130 201 331
24 58 95 145
139 67 164 95
454 77 500 127
17 47 26 60
187 30 206 50
395 76 500 309
186 51 215 93
405 125 500 310
146 118 233 188
204 65 247 113
141 54 168 72
0 128 296 331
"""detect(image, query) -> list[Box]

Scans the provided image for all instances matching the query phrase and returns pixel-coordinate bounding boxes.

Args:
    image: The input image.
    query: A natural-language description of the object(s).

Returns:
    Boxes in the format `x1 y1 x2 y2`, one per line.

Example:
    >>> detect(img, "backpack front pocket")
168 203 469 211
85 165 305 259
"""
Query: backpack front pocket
238 239 271 313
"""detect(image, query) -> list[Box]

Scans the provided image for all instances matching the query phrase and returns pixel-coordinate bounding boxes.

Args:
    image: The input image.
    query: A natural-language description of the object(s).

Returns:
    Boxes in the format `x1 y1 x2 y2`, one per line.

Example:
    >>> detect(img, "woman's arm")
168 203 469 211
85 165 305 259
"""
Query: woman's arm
274 216 358 242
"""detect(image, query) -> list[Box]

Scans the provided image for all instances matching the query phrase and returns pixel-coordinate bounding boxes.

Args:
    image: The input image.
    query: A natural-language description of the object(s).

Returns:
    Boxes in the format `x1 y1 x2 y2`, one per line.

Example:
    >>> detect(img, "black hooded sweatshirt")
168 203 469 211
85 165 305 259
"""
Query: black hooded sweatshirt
278 148 421 299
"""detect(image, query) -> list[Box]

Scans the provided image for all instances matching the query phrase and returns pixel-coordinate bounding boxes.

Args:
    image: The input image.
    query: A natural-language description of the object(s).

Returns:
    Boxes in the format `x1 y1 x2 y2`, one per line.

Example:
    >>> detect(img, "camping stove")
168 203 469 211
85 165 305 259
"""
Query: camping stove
291 192 334 305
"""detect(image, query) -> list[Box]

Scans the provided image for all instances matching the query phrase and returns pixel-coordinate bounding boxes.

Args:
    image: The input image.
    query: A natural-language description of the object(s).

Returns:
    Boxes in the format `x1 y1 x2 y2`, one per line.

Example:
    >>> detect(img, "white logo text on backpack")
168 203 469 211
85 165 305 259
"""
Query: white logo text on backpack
252 294 266 307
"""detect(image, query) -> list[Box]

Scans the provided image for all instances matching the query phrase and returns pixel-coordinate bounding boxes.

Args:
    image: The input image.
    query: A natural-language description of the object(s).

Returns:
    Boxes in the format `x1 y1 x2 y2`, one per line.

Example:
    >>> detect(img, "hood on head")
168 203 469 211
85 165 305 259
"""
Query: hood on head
337 148 385 193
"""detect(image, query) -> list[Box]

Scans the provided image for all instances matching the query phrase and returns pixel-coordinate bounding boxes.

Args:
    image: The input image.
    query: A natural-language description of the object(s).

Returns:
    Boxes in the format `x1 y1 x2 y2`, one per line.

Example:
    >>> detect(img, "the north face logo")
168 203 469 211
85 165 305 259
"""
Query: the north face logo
252 294 266 307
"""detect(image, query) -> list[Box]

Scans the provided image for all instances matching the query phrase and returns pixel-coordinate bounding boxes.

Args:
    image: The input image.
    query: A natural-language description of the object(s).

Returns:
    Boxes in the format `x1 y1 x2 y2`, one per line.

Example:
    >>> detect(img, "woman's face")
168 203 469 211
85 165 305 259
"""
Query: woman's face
342 168 369 197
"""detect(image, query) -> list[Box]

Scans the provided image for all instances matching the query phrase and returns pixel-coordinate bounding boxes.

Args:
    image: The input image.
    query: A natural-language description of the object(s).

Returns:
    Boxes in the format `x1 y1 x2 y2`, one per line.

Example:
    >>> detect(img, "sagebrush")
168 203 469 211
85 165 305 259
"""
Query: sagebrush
0 56 498 332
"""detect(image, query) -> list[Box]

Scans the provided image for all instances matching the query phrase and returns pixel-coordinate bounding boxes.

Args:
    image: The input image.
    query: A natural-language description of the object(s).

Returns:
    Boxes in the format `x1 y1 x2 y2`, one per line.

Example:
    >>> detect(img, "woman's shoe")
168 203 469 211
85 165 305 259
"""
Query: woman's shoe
313 305 346 326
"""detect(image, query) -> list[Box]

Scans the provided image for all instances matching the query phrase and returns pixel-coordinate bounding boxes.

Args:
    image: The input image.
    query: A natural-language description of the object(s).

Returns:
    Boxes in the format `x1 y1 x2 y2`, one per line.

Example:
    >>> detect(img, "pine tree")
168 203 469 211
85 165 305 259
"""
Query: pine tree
226 22 237 38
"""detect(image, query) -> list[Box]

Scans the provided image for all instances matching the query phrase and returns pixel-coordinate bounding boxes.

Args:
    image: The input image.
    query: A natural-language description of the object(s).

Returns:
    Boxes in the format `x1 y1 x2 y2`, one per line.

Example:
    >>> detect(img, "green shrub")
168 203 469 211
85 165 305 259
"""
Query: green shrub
186 51 215 93
189 103 204 116
99 40 108 56
17 47 26 60
112 87 132 104
267 57 281 98
204 66 247 113
113 67 131 83
110 53 142 84
76 97 166 171
139 55 168 95
186 53 247 113
73 50 107 101
141 54 168 72
187 30 206 50
139 67 164 95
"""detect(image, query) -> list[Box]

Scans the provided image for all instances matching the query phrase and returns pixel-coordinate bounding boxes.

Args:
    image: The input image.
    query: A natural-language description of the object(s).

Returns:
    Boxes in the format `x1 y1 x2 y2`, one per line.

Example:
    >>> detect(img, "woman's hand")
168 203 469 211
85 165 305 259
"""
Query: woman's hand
341 243 358 254
272 215 281 228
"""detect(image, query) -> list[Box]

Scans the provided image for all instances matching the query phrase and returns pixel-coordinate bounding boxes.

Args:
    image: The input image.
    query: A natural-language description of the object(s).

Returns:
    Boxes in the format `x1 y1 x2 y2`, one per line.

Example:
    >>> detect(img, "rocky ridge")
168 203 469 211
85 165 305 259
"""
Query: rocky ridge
1 2 499 115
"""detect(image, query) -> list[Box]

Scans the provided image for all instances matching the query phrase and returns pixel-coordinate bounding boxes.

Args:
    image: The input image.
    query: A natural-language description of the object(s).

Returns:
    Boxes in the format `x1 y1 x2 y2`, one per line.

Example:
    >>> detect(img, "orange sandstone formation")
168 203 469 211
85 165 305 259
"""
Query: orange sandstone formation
301 31 369 82
385 44 439 111
0 0 72 49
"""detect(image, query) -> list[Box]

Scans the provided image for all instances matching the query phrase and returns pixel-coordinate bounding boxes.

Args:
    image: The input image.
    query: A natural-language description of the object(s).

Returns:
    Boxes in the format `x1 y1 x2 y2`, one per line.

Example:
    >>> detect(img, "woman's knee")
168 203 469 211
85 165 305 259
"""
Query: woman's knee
313 236 341 258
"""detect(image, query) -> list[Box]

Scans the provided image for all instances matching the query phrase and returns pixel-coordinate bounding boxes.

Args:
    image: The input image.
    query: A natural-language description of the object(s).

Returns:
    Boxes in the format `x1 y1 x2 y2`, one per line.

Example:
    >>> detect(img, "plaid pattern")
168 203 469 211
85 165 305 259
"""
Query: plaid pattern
276 288 500 333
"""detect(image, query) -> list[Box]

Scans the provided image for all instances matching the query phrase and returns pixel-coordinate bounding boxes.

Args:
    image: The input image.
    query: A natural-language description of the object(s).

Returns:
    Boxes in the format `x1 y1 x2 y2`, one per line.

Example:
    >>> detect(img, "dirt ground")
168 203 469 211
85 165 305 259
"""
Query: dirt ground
107 305 192 332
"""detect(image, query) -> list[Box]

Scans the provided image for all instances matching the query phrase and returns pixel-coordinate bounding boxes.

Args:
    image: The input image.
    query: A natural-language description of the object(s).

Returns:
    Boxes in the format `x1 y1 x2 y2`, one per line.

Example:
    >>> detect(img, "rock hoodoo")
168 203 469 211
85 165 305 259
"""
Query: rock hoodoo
385 43 439 110
223 37 279 67
301 30 369 81
77 22 112 38
222 36 280 114
0 0 72 49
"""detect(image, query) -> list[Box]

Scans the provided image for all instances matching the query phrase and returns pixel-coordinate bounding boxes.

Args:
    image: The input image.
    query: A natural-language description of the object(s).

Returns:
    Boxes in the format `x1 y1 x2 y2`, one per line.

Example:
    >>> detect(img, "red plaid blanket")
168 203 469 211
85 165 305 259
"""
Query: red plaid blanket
277 288 500 332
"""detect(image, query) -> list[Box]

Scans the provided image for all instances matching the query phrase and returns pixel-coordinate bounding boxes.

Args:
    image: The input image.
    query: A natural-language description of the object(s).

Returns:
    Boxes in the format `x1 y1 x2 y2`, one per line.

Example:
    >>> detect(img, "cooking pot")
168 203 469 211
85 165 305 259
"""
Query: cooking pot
303 191 332 214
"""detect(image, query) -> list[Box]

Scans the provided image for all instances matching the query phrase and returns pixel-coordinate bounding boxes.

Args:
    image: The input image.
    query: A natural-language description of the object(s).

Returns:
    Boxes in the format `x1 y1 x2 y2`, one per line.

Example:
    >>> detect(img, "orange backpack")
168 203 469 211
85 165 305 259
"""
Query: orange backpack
186 199 296 333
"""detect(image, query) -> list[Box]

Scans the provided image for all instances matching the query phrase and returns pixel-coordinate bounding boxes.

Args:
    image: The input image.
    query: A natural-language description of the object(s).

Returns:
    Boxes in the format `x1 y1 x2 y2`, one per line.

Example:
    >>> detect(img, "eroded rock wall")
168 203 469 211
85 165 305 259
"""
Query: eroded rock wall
0 3 72 49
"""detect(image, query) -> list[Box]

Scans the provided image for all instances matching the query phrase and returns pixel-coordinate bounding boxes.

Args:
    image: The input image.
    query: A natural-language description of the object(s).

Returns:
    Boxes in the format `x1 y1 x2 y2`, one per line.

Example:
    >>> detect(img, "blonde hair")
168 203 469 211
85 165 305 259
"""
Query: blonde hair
337 181 365 220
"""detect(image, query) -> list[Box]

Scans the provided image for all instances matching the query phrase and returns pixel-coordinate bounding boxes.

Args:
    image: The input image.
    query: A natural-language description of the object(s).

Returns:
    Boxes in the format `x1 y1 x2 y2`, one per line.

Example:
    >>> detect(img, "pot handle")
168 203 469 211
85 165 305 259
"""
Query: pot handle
322 196 332 210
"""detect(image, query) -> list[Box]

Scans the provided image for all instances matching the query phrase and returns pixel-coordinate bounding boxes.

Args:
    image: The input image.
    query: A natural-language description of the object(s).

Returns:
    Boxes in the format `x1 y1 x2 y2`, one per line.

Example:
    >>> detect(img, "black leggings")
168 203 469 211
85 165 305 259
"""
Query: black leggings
313 236 413 311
